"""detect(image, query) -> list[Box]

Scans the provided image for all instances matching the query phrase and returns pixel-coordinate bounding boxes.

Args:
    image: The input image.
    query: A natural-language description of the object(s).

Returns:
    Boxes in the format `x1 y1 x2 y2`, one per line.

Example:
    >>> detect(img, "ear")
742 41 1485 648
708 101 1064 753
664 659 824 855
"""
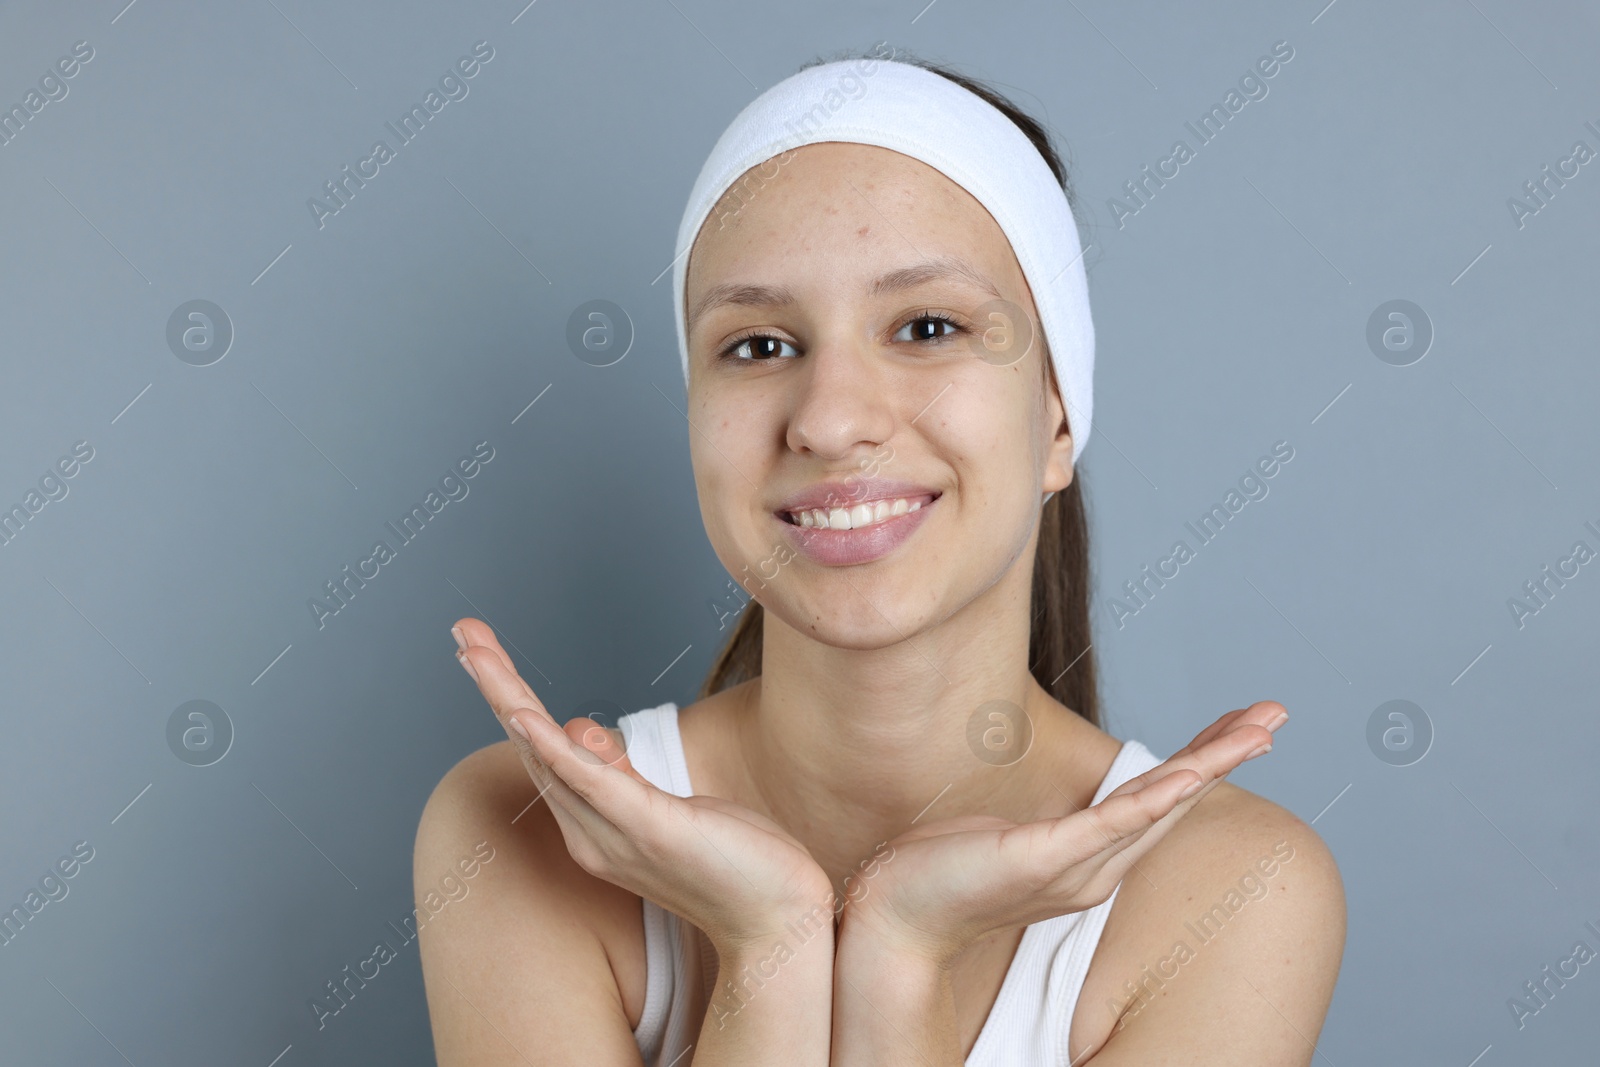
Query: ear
1042 363 1075 495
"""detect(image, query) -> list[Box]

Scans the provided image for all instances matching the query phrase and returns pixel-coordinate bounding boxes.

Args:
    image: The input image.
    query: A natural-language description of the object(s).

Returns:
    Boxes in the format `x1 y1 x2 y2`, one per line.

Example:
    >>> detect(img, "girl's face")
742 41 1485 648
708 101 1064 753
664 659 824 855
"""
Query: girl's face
684 141 1075 649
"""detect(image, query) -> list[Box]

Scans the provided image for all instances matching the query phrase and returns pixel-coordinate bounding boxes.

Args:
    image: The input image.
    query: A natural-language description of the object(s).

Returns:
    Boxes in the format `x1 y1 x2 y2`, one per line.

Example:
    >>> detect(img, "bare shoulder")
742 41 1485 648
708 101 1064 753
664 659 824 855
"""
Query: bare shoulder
413 739 649 1065
1072 780 1346 1065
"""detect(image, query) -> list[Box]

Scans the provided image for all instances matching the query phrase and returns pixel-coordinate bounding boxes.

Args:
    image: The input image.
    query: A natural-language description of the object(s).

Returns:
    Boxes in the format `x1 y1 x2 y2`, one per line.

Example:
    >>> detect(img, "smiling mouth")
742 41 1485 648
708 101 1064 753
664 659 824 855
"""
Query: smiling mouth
779 493 939 531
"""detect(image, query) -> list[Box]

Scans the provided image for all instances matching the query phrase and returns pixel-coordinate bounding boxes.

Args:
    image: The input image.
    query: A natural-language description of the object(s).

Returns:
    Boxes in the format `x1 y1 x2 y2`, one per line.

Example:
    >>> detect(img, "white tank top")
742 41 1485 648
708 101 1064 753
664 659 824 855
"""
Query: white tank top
618 700 1163 1067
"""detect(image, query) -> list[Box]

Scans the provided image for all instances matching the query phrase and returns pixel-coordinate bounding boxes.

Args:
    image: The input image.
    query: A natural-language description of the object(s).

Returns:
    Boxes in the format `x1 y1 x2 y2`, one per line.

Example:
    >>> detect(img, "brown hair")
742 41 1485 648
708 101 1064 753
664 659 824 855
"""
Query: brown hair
696 47 1100 728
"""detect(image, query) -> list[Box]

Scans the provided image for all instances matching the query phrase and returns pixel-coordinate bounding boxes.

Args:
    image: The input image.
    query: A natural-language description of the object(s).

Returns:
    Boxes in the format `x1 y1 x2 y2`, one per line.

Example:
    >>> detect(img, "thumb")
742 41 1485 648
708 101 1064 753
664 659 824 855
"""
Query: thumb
563 717 640 777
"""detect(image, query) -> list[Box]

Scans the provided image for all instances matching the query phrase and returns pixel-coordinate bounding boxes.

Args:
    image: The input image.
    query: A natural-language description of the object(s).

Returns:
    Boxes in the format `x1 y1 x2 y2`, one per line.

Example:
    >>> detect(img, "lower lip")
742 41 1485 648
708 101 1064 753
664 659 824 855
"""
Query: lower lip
775 499 937 566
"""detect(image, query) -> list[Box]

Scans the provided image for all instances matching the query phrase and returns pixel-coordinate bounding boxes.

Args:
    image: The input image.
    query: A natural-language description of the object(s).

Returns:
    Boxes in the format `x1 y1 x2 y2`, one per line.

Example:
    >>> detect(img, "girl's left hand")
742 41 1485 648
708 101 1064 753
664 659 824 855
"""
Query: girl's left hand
837 701 1287 966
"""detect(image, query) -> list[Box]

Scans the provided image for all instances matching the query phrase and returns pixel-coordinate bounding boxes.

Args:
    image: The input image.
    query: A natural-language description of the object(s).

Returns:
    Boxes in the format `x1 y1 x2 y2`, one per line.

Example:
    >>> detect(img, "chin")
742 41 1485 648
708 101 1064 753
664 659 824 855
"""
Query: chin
765 599 926 651
757 570 952 649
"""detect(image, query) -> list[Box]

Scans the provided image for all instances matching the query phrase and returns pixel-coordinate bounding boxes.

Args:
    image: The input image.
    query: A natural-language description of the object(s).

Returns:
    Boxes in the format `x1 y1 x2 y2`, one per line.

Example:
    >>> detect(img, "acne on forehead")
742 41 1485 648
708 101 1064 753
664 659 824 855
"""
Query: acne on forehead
685 143 1040 334
703 143 983 233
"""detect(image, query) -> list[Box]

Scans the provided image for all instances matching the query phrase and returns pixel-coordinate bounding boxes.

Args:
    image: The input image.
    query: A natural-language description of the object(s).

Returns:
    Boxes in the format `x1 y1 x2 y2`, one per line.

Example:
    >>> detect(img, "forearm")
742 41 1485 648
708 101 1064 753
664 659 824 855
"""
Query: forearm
691 923 835 1067
831 924 963 1067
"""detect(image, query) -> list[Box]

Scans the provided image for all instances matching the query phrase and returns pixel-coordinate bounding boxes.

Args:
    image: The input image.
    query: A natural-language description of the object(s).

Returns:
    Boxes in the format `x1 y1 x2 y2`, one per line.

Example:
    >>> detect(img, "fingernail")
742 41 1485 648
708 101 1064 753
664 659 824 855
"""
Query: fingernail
506 715 530 742
1267 709 1288 732
1178 777 1204 800
1246 742 1272 760
456 649 479 683
450 626 467 652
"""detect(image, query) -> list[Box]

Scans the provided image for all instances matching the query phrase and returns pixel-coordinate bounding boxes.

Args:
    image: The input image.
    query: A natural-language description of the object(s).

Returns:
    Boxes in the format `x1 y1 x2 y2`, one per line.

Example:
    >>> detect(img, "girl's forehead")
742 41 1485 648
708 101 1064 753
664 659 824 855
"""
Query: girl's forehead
707 142 979 221
687 143 1022 292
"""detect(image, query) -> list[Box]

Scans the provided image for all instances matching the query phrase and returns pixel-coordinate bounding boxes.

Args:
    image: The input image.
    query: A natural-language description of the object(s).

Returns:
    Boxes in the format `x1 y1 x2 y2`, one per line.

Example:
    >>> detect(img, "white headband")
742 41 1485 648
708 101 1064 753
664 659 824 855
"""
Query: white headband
671 54 1094 470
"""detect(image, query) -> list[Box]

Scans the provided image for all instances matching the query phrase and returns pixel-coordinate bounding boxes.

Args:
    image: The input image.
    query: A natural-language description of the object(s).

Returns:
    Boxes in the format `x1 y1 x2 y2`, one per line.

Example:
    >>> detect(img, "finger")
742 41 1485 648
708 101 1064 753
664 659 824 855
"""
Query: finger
1174 700 1287 758
453 618 513 672
1093 769 1224 882
504 710 650 859
503 720 589 844
510 708 664 831
1174 706 1252 754
1038 768 1204 878
461 640 557 733
564 718 643 779
987 770 1194 901
1104 710 1279 802
505 707 671 853
1084 768 1201 843
453 618 536 700
505 723 572 810
502 721 625 871
1168 774 1228 813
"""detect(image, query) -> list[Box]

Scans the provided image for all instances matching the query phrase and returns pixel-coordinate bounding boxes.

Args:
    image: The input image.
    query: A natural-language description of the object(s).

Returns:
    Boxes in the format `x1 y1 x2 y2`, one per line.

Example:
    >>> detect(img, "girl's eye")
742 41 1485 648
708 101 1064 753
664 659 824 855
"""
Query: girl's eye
894 312 963 344
718 312 964 362
723 334 799 361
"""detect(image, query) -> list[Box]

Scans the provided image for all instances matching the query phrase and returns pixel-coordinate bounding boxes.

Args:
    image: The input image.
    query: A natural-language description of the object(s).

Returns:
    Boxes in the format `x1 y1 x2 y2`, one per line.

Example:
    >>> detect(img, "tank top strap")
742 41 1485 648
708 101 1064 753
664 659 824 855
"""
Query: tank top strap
1047 737 1165 1064
618 702 715 1065
617 701 693 796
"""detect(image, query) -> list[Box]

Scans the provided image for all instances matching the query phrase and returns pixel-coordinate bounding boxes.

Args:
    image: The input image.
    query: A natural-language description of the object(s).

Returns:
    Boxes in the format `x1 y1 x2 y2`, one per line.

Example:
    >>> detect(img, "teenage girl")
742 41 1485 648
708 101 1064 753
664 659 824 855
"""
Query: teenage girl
416 50 1344 1067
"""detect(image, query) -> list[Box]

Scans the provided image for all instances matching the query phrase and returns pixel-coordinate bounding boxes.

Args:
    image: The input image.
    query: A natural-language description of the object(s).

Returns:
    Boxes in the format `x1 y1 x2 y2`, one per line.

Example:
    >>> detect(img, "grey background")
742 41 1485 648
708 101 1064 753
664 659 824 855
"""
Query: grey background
1 0 1595 1063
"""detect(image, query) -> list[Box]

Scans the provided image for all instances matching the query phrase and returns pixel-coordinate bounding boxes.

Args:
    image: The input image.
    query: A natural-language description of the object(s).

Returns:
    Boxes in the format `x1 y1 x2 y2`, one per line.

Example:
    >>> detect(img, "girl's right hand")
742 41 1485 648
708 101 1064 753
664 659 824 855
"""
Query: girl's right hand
452 618 834 954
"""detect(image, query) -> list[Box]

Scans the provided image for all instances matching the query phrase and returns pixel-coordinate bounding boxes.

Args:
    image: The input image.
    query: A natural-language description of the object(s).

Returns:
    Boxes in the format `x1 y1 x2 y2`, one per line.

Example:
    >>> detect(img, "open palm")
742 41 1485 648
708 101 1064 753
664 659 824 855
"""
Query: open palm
840 702 1286 964
453 618 834 952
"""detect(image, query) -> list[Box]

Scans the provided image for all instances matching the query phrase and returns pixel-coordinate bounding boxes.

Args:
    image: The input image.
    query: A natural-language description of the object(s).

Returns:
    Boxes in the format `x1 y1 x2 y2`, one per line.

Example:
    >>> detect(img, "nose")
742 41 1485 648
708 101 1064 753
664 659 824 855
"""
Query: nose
784 333 897 461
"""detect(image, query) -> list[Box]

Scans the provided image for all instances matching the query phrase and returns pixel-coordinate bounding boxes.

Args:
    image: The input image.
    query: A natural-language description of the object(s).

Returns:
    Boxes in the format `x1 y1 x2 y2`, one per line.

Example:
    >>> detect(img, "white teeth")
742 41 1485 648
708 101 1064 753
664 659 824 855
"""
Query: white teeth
789 496 930 530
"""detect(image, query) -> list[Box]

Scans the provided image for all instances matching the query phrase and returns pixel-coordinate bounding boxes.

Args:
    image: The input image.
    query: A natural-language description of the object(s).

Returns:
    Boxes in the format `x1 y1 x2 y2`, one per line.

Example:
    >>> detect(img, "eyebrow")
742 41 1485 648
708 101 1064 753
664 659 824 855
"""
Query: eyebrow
686 256 1004 336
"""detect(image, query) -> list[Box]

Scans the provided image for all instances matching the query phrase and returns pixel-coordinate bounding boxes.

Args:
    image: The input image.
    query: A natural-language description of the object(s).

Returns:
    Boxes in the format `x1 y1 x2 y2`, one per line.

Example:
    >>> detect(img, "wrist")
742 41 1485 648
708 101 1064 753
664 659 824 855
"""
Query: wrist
834 919 954 1029
708 914 835 1029
704 912 835 1050
836 900 960 977
712 890 839 966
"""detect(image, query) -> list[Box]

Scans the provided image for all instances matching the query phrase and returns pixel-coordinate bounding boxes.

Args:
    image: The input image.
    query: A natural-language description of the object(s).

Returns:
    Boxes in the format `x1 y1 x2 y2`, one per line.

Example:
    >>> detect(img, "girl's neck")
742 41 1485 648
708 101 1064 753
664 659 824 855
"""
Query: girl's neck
681 570 1119 893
